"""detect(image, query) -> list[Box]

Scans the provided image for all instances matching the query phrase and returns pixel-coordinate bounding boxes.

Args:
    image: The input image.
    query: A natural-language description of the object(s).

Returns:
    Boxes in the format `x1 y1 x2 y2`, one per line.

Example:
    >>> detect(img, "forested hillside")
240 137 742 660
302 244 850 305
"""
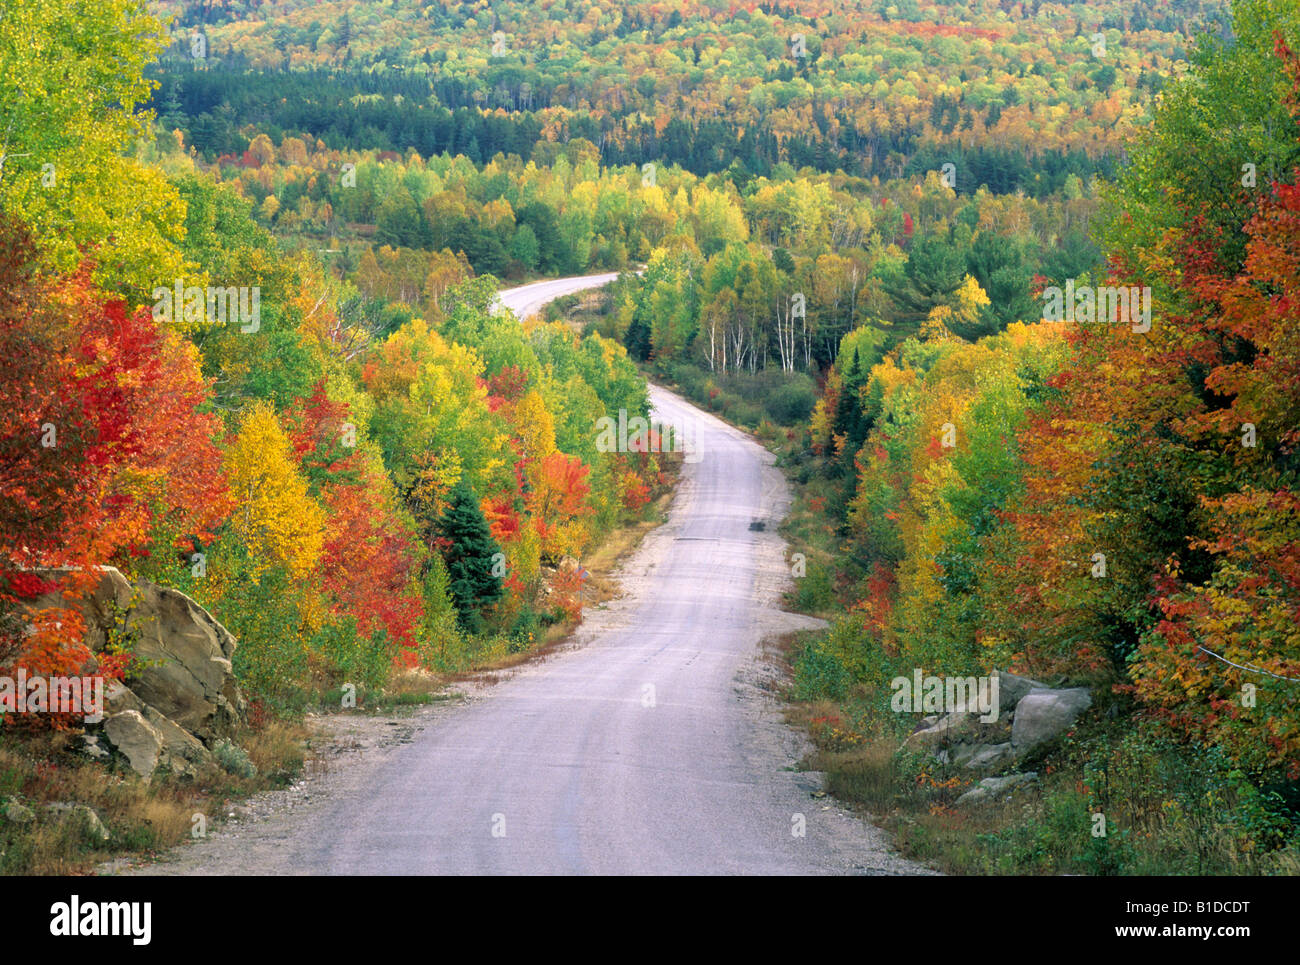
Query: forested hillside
0 0 675 726
151 0 1208 185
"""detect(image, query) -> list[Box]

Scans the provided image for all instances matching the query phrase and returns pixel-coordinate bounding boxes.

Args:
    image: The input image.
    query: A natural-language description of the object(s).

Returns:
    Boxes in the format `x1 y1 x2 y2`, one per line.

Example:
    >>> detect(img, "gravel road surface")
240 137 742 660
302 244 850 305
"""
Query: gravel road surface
113 276 929 876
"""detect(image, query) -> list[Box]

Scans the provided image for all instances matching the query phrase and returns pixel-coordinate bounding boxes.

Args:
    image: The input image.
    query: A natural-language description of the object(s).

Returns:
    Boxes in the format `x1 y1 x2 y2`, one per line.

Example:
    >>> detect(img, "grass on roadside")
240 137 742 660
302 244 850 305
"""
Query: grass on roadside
0 718 307 875
775 631 1300 876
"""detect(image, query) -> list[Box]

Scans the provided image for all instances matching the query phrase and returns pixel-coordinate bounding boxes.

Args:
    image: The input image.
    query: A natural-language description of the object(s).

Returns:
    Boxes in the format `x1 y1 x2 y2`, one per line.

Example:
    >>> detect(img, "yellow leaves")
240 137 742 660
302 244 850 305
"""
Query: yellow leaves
0 0 187 293
920 304 958 341
510 525 543 588
1003 319 1063 351
920 275 991 342
954 274 991 318
639 182 670 214
809 366 842 454
867 354 915 396
247 134 276 165
569 181 599 214
411 449 463 522
513 390 558 465
225 403 326 582
373 317 510 496
480 196 517 229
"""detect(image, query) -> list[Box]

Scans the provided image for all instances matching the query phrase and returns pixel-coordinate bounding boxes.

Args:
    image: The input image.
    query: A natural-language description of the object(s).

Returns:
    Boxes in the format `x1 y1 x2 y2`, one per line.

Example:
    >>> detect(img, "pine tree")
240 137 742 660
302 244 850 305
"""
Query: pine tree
833 346 875 474
438 481 503 633
833 346 863 439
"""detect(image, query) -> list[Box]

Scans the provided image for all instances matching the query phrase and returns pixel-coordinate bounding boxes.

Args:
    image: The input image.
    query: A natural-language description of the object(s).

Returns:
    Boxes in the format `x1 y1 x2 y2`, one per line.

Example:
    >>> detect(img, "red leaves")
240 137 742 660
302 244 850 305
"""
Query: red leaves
318 478 423 654
618 472 651 512
0 217 230 708
486 364 529 403
5 573 59 599
546 566 584 622
0 219 229 577
528 452 592 546
285 382 425 654
482 494 524 545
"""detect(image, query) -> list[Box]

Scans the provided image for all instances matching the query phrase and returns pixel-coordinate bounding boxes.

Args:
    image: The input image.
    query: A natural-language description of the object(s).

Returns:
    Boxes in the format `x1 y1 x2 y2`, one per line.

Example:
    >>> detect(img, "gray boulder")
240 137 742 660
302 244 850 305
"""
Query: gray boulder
1011 688 1092 753
77 734 111 762
104 678 146 716
963 742 1016 771
956 772 1038 806
109 580 245 740
141 706 213 779
904 711 977 750
102 710 165 777
993 670 1050 713
23 568 246 741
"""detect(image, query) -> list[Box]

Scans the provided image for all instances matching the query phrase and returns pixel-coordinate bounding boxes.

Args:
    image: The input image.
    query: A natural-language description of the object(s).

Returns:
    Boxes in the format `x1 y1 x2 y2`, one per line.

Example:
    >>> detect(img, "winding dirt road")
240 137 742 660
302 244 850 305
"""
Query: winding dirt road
119 275 928 876
492 271 622 320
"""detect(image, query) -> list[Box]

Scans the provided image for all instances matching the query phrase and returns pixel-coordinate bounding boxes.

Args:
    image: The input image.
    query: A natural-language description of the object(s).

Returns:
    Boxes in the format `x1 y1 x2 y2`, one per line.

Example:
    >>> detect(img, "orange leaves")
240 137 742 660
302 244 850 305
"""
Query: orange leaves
1134 485 1300 773
617 470 652 512
282 380 424 657
482 493 524 546
528 452 593 559
317 473 423 655
0 237 222 557
1022 45 1300 771
546 565 585 623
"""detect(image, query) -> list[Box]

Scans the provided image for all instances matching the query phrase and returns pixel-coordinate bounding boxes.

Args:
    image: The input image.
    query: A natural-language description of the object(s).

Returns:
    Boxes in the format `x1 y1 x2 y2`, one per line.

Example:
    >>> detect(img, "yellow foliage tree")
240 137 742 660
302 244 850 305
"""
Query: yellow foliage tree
225 404 327 582
512 389 558 473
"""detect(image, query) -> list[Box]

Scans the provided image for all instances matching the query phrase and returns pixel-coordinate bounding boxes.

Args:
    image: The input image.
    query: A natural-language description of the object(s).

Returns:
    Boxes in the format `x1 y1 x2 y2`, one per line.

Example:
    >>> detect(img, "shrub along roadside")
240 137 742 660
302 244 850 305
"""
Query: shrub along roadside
657 362 818 433
702 367 1300 874
560 286 1300 873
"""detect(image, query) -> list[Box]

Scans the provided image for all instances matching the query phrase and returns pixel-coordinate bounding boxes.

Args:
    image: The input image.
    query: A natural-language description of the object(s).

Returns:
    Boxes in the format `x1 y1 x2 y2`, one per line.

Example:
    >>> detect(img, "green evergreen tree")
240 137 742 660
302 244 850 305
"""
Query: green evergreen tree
438 482 503 633
833 346 875 474
833 346 863 439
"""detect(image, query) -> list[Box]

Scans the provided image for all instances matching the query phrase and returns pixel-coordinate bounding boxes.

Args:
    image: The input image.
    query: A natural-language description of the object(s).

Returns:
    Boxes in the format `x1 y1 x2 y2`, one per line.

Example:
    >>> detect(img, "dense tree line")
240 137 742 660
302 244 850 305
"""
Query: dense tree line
149 0 1216 189
154 63 1116 194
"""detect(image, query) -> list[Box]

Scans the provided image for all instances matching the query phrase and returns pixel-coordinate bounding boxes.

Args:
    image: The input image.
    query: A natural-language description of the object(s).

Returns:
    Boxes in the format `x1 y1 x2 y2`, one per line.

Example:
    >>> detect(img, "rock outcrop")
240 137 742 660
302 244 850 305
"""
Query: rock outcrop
101 711 165 778
21 567 245 779
1010 688 1093 752
904 670 1092 778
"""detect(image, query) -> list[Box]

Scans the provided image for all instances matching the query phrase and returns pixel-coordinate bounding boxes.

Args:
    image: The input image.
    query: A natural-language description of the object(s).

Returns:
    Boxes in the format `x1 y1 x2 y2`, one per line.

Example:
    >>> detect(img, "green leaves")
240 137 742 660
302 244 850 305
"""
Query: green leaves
0 0 185 294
